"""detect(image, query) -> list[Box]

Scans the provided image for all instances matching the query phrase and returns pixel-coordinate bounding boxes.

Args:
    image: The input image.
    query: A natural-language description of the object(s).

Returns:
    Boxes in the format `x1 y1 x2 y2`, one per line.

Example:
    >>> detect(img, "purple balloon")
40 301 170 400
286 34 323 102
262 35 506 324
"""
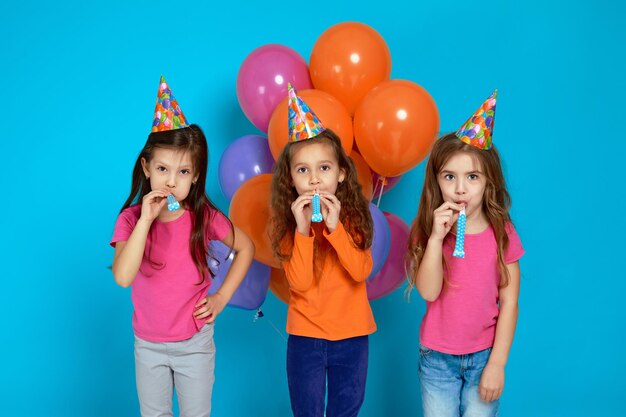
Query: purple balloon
367 213 410 301
208 240 270 310
367 203 390 280
218 135 275 201
236 44 313 133
371 172 402 197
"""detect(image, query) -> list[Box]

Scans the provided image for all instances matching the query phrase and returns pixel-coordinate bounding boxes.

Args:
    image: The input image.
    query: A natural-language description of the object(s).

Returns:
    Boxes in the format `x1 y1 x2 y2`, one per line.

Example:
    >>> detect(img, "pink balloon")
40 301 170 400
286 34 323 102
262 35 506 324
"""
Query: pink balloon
367 212 410 300
237 44 313 133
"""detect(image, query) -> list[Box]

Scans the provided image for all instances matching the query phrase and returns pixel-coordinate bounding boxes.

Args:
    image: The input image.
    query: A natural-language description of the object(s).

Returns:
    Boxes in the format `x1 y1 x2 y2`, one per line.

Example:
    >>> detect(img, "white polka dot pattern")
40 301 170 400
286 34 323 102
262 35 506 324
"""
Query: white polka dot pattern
453 208 466 258
311 193 323 222
167 194 180 211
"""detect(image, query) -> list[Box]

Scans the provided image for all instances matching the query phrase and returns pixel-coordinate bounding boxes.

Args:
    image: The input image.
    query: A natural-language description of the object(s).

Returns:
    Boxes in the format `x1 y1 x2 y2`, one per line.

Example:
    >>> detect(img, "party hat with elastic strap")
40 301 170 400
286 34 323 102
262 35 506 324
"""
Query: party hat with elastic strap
288 83 325 142
455 89 497 150
152 75 190 132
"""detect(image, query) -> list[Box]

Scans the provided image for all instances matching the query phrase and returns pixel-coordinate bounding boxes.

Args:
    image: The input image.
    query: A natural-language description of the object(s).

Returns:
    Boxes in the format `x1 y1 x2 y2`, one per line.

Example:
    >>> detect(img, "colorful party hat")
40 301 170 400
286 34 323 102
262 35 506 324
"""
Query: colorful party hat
288 83 325 142
455 90 497 150
152 75 189 132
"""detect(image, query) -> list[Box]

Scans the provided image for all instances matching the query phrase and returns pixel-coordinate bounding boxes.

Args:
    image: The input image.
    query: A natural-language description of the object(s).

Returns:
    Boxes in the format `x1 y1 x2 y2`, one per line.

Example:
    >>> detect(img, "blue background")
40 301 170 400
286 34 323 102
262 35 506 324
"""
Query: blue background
2 0 624 416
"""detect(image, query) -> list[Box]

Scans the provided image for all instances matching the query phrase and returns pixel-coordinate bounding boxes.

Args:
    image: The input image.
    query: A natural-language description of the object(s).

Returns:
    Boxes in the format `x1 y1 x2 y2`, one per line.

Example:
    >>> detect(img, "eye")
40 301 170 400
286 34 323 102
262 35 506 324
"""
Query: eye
468 174 479 180
444 174 455 181
157 166 167 172
320 165 331 171
296 167 308 174
180 169 191 175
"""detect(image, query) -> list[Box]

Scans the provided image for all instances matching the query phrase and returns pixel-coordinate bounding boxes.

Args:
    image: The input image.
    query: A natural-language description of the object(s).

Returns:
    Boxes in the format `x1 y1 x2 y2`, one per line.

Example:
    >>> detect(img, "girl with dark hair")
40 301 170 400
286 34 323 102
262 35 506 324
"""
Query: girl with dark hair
110 76 254 417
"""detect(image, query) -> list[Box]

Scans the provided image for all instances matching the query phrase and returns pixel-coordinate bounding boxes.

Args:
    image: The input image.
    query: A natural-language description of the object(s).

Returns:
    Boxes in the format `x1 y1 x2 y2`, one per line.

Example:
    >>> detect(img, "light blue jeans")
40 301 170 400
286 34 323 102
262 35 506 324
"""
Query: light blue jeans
418 345 499 417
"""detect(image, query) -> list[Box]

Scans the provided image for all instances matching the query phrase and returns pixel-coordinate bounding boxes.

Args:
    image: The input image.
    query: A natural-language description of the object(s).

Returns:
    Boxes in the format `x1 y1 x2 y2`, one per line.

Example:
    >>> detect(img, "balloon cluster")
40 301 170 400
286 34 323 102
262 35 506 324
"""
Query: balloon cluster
216 22 439 306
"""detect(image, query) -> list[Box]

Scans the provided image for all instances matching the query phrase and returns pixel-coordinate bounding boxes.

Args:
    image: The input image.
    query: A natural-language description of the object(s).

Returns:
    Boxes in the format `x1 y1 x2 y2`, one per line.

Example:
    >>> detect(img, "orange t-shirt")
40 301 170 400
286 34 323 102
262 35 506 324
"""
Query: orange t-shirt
283 221 377 341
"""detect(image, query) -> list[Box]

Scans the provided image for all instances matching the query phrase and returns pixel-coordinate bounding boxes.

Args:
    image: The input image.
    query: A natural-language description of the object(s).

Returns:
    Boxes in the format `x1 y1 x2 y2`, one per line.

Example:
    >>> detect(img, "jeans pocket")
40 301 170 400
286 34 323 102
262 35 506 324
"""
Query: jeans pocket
418 344 433 357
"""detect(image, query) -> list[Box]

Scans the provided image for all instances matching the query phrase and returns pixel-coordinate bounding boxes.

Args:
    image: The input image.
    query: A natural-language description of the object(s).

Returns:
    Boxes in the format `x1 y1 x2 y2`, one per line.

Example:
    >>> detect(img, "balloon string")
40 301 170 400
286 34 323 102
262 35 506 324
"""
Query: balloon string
253 309 287 341
370 180 377 203
375 176 386 207
266 319 287 342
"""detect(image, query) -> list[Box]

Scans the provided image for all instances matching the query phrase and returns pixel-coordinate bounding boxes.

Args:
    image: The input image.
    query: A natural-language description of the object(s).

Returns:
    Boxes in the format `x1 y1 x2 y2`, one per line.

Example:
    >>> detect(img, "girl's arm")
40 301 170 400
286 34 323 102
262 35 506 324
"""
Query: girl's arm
325 221 372 282
194 226 255 323
282 194 315 292
319 194 371 281
283 230 315 292
111 218 152 288
478 261 521 402
413 236 445 301
414 201 463 301
214 226 255 304
112 190 169 287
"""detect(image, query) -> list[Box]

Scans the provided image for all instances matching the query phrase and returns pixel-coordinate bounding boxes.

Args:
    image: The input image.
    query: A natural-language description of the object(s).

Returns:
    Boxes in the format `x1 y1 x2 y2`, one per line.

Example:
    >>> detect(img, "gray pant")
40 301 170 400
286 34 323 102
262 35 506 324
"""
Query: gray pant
134 323 216 417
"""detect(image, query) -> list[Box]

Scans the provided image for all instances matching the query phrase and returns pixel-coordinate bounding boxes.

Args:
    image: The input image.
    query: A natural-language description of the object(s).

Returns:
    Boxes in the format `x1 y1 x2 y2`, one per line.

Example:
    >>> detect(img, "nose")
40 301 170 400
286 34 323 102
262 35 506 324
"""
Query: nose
166 172 176 188
455 178 466 194
309 172 320 186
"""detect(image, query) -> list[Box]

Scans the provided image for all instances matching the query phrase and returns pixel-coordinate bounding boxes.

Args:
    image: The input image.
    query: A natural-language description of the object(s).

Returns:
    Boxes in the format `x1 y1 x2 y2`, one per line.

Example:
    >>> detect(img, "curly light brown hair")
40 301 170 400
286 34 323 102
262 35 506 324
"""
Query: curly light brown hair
270 129 373 263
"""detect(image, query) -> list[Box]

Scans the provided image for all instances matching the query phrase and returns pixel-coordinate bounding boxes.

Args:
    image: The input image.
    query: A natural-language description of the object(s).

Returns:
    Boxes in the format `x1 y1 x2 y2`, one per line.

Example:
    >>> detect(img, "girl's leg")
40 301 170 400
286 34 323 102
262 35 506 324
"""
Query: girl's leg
418 346 463 417
134 336 174 417
287 335 326 417
325 336 369 417
171 323 216 417
460 348 499 417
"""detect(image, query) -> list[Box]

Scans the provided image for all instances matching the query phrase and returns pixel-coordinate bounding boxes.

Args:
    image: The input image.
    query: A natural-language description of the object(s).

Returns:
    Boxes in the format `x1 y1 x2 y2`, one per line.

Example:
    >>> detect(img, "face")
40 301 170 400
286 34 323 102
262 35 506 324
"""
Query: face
141 147 198 204
437 151 486 218
290 141 345 196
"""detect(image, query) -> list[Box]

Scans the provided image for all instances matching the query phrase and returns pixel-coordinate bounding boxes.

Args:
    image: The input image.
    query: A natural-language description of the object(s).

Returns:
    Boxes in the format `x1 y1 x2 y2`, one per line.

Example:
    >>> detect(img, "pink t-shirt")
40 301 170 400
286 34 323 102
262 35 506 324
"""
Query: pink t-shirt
420 223 524 354
110 205 231 342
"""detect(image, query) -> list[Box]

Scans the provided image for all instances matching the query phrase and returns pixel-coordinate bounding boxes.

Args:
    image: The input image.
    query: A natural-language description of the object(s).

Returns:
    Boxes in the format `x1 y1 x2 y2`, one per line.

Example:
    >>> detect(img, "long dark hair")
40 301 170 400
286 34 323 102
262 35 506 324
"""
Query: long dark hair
121 124 233 283
406 133 513 291
270 129 373 264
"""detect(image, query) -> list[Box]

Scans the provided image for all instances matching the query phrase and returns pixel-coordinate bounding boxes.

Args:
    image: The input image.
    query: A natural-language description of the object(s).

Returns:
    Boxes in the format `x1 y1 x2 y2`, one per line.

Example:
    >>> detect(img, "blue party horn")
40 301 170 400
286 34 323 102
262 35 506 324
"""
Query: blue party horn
453 208 466 258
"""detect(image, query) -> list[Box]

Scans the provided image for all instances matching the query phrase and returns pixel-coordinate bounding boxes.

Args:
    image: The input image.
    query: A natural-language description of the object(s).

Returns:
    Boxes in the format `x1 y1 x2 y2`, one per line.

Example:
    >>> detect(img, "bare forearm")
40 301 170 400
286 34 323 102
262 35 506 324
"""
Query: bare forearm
489 303 518 367
112 219 151 287
216 245 254 301
415 237 444 301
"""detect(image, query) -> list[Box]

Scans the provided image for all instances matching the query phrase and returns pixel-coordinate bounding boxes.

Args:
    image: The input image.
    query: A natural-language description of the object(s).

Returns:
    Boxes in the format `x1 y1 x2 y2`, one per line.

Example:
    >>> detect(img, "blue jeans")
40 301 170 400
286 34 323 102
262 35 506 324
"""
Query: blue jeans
287 335 368 417
418 345 499 417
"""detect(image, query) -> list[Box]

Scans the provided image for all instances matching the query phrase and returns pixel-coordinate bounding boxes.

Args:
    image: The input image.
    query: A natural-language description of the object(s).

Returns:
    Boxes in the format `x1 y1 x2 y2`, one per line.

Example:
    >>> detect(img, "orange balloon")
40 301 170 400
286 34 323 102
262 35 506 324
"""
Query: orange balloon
268 89 353 161
269 267 290 304
349 151 373 200
310 22 391 115
229 174 281 268
354 80 439 177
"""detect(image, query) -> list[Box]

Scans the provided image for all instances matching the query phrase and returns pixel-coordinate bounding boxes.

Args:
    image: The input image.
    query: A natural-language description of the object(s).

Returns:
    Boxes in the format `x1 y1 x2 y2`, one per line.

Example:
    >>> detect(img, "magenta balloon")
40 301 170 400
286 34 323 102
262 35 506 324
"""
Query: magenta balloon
237 44 313 133
367 212 410 300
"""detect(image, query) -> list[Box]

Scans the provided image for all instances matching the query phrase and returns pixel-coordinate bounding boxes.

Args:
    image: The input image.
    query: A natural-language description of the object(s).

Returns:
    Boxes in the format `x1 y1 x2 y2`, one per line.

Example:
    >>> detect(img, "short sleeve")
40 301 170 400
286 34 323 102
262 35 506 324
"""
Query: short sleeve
504 222 524 264
110 205 141 247
207 208 232 241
